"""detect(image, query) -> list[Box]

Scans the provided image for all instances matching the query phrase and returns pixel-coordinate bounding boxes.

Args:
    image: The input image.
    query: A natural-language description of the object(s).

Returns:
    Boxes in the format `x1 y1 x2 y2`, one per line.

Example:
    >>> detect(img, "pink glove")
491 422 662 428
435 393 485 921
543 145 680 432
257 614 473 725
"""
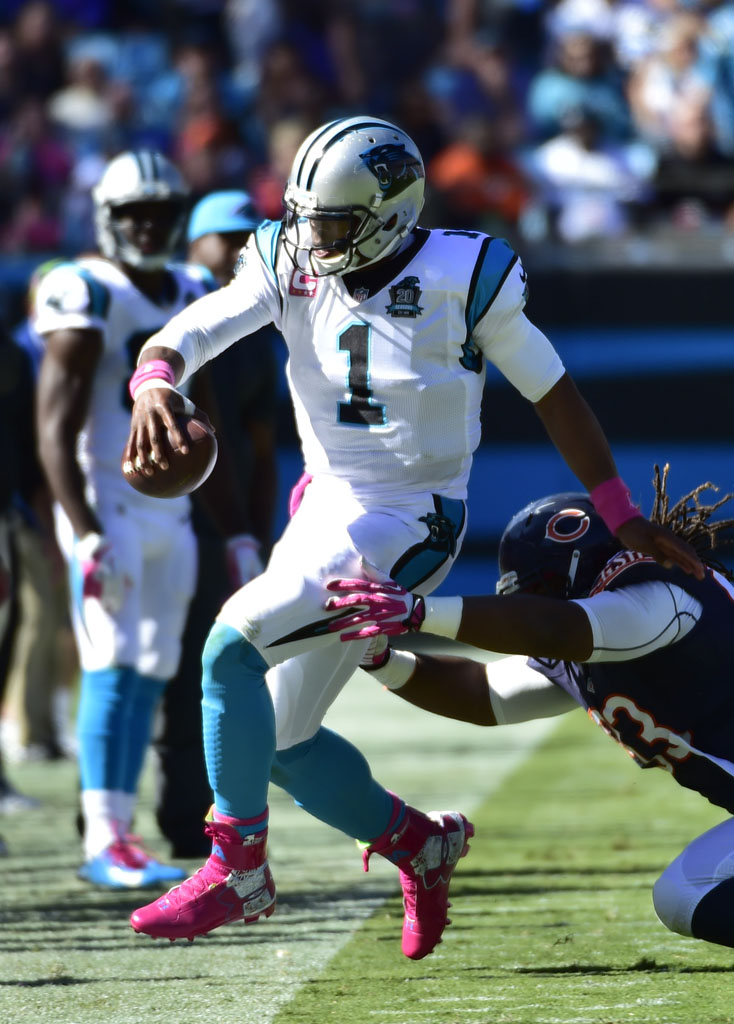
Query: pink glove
288 472 313 518
76 532 130 614
226 533 264 588
324 578 425 641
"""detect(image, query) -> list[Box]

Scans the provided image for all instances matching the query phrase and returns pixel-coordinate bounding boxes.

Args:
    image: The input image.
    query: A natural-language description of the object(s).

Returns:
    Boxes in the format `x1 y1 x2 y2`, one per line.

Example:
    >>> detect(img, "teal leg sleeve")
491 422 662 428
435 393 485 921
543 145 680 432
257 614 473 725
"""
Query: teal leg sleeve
77 667 136 791
271 726 394 840
201 622 273 820
120 673 166 794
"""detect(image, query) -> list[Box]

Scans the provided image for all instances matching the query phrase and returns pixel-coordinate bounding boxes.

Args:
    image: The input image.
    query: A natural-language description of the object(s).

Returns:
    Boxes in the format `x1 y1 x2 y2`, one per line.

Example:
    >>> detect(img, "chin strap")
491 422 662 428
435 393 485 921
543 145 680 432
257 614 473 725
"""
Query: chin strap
567 548 581 593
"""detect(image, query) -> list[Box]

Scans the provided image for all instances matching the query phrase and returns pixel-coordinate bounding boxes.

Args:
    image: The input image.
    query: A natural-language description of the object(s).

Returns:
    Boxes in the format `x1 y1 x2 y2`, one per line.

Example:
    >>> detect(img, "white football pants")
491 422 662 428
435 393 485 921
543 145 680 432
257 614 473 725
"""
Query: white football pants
216 475 466 750
56 485 197 679
653 817 734 936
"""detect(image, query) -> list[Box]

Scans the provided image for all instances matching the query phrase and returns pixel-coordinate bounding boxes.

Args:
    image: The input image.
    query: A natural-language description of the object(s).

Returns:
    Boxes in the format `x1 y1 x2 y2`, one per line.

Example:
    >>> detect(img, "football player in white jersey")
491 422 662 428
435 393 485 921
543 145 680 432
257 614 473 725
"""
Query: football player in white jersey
34 151 218 889
124 117 702 956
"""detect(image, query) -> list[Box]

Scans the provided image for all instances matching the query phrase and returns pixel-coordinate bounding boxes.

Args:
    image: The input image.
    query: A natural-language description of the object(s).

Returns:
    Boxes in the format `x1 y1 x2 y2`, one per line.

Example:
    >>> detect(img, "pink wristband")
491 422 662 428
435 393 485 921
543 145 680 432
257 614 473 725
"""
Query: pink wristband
129 359 176 401
590 476 642 535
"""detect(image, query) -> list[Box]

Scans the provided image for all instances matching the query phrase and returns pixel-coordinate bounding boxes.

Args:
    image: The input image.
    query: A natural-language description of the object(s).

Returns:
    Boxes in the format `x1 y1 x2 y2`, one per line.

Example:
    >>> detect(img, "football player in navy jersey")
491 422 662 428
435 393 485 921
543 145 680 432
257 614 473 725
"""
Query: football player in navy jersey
124 116 701 956
326 466 734 951
34 151 231 890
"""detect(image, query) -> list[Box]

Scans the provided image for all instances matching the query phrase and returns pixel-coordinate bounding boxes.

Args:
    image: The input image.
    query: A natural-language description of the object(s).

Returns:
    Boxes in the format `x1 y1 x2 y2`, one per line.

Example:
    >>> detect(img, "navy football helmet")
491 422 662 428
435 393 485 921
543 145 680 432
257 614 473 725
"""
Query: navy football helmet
497 493 622 599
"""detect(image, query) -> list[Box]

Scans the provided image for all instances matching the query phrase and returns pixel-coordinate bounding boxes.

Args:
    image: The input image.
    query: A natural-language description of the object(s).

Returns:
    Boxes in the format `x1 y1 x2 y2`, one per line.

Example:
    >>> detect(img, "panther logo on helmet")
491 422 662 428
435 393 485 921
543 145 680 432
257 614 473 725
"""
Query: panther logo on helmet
282 116 426 277
360 143 423 198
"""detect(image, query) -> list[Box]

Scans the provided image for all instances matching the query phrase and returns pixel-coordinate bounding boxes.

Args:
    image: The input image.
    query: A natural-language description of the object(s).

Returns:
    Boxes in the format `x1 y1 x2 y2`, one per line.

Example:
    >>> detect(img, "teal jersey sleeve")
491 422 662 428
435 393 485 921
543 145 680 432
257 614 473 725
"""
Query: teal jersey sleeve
465 237 519 337
253 220 284 282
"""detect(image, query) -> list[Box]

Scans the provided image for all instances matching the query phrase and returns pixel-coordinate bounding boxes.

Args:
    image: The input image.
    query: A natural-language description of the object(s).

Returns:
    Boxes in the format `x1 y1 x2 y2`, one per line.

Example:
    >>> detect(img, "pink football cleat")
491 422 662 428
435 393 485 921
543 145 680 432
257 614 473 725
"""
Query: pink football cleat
363 805 474 960
130 812 275 941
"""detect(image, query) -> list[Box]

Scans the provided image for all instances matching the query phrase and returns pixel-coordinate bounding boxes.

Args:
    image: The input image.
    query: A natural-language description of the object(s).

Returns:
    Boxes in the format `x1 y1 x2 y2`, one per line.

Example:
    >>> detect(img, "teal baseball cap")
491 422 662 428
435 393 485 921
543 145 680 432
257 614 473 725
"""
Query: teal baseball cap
187 190 261 243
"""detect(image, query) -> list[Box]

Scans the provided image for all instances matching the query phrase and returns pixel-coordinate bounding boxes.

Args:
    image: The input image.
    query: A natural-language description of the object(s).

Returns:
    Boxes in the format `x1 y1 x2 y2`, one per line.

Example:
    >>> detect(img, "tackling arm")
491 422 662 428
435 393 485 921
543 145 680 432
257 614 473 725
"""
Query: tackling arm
369 651 577 726
385 653 498 725
326 580 595 661
455 592 594 660
327 577 702 665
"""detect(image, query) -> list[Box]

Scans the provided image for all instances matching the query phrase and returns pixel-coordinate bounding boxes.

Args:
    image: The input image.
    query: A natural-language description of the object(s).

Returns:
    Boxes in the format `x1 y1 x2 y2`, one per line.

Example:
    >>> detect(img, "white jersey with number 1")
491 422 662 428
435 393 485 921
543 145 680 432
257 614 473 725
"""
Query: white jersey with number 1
145 222 565 503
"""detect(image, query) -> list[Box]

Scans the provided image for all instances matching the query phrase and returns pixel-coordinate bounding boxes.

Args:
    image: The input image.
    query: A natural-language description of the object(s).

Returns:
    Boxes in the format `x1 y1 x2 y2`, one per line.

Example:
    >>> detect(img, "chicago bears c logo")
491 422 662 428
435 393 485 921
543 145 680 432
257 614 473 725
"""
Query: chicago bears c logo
545 508 590 543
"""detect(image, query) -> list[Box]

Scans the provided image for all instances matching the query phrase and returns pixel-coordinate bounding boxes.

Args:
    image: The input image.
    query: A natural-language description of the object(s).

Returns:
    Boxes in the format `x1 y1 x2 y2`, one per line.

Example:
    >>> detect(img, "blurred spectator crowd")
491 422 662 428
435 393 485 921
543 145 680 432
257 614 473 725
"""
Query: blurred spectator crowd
0 0 733 293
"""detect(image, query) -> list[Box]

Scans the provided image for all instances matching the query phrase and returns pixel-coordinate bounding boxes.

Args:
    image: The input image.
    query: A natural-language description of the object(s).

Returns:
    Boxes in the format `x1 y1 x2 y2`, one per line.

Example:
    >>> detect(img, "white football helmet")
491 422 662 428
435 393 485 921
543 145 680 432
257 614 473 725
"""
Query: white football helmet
93 150 189 270
282 116 425 276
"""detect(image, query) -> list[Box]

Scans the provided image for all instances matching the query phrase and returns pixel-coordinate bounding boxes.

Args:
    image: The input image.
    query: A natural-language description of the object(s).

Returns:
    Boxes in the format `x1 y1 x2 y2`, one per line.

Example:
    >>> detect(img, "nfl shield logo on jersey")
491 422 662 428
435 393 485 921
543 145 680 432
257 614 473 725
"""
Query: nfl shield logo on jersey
386 276 423 318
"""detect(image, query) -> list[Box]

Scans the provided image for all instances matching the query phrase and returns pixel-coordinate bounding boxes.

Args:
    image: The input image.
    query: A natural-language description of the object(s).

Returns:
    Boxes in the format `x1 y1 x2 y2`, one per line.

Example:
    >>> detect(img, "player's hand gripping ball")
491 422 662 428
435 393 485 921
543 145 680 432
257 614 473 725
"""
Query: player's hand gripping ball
121 416 218 498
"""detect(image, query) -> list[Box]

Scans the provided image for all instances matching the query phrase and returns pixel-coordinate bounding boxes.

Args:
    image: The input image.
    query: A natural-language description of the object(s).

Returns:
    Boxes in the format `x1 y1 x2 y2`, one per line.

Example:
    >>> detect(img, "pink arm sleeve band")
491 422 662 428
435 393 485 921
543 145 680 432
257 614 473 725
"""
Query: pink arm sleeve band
129 360 176 401
590 476 643 535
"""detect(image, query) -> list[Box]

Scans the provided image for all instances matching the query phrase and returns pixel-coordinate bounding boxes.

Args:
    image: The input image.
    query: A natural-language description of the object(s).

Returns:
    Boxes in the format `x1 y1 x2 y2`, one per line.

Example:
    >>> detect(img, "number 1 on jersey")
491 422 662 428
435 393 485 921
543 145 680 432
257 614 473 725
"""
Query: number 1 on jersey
338 323 386 426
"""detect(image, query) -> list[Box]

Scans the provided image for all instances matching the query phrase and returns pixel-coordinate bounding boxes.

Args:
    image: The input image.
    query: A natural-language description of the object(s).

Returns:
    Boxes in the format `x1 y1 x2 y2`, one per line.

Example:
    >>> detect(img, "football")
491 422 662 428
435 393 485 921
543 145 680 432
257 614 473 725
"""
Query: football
121 416 218 499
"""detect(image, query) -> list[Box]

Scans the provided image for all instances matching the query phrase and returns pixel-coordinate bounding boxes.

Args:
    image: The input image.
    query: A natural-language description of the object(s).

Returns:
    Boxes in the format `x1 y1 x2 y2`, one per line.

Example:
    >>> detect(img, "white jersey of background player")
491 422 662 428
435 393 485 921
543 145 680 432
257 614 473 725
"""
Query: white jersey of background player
36 257 209 505
125 117 700 951
35 151 213 890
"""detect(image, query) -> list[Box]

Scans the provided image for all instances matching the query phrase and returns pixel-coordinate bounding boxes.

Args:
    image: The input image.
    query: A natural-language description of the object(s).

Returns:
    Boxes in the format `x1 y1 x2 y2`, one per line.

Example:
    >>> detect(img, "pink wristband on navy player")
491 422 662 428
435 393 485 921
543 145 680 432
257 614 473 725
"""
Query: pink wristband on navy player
129 359 176 401
590 476 642 535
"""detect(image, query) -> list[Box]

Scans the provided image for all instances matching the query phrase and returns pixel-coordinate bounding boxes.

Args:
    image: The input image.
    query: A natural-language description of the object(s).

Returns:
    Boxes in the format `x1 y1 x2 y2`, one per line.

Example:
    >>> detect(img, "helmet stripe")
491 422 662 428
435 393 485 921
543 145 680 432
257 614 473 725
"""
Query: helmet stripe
138 150 159 183
292 118 339 187
151 150 163 180
132 150 148 182
296 117 398 191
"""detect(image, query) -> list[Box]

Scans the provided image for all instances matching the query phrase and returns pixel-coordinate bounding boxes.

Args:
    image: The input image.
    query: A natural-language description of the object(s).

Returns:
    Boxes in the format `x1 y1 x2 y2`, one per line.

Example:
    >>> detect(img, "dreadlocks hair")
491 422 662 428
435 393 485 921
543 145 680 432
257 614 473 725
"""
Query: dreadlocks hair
649 463 734 581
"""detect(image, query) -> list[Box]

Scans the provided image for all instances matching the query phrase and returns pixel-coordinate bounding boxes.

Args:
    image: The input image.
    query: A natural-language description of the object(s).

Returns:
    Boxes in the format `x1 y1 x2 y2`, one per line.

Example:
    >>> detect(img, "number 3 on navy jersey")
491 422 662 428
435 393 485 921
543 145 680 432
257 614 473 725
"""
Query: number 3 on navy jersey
337 323 386 427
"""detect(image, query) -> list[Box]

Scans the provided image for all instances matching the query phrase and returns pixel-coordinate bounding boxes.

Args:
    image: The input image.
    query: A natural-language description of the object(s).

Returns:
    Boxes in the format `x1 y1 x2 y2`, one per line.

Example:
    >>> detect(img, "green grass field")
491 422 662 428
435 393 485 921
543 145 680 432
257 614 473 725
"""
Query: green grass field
2 663 733 1024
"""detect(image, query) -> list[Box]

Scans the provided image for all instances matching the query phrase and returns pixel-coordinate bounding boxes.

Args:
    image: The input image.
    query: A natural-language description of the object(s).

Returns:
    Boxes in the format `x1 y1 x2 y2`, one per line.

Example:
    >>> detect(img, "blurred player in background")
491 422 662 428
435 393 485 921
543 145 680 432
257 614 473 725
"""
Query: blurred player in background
186 190 278 562
327 466 734 951
5 260 78 766
124 116 700 958
154 190 278 858
0 323 44 829
0 542 9 857
34 150 216 889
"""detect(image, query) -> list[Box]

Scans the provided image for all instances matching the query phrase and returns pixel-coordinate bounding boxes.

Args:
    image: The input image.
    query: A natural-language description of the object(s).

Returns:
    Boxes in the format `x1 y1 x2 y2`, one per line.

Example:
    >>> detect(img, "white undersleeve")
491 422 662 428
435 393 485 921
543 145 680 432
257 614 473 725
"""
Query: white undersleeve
486 656 578 725
573 581 702 663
